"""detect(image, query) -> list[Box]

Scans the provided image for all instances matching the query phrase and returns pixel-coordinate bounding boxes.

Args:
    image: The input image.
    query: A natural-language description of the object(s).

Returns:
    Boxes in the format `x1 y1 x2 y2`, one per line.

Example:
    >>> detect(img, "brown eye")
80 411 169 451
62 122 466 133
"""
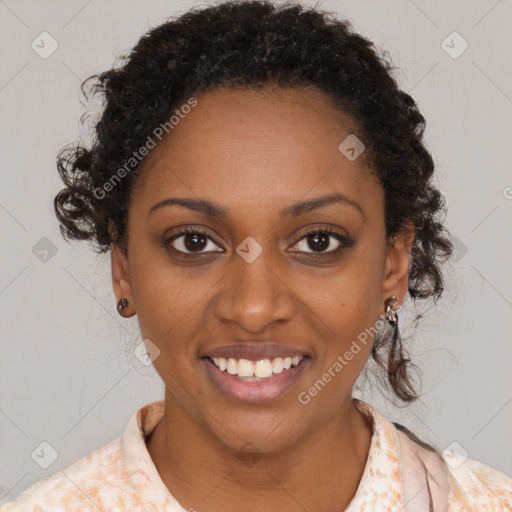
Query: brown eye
291 229 354 255
305 232 330 252
164 228 223 254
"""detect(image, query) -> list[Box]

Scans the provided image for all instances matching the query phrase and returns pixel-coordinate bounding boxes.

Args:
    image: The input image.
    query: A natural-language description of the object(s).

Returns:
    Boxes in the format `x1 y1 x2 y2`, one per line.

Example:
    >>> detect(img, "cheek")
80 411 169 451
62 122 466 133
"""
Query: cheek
298 251 383 369
127 248 179 336
128 248 219 354
301 249 383 321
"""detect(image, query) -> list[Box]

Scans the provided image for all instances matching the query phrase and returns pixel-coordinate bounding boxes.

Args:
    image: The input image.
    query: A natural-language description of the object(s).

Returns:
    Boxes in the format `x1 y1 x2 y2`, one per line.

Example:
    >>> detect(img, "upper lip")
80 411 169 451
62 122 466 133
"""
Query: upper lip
202 342 310 361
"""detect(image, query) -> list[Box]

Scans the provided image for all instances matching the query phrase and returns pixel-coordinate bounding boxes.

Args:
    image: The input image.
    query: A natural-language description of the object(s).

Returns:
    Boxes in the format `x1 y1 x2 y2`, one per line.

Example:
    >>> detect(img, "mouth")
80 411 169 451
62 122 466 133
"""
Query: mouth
201 355 311 403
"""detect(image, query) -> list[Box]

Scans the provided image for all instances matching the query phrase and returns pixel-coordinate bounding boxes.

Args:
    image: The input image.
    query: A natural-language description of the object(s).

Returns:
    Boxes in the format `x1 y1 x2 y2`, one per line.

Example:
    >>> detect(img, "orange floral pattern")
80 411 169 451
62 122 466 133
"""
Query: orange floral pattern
1 399 510 511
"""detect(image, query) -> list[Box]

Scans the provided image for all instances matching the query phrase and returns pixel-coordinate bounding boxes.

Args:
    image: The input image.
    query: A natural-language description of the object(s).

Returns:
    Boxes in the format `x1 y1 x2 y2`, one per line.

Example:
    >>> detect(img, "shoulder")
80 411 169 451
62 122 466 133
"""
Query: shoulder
1 400 168 512
442 450 512 511
0 437 133 512
393 420 511 510
356 401 512 510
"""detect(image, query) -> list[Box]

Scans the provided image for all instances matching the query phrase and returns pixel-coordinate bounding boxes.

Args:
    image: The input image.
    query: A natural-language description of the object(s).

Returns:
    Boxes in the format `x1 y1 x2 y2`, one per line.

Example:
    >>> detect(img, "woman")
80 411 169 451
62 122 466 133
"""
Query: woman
2 1 510 510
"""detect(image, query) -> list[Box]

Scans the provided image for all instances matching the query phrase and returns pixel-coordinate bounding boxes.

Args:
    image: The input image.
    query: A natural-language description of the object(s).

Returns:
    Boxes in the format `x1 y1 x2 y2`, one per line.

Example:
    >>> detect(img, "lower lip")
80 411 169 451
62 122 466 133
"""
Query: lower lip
202 357 310 404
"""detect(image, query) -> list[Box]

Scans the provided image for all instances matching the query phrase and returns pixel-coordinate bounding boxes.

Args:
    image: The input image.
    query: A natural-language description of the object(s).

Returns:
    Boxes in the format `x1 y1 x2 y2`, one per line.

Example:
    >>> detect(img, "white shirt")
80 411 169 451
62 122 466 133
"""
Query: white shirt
1 399 511 511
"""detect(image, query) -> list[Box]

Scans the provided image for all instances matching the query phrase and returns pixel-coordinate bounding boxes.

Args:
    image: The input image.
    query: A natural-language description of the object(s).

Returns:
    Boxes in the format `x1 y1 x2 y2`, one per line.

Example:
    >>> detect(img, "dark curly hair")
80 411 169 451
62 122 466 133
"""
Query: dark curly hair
54 0 453 407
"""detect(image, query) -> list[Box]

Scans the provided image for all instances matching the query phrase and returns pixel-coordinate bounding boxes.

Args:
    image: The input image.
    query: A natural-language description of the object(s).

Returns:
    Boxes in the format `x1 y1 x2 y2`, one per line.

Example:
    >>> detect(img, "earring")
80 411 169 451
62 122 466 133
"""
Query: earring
117 298 129 317
372 296 402 360
384 295 400 326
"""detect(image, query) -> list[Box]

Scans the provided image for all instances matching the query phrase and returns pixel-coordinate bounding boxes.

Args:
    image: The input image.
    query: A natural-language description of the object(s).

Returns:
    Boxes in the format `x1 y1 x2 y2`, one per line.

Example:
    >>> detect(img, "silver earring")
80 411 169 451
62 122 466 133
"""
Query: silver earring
384 296 400 326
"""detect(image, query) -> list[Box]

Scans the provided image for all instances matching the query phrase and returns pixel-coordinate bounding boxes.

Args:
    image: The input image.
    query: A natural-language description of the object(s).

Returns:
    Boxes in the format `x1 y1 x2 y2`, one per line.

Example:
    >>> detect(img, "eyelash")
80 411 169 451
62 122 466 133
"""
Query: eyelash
163 227 353 257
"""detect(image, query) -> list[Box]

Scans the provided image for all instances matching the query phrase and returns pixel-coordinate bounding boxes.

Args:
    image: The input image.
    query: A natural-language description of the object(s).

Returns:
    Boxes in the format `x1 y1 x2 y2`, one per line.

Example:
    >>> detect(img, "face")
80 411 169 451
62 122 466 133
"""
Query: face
112 86 413 454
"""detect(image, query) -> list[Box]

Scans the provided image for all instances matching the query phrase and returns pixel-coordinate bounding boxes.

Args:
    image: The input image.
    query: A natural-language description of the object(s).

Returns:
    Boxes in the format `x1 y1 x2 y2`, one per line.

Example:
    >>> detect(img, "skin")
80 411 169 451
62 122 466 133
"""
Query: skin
111 85 415 512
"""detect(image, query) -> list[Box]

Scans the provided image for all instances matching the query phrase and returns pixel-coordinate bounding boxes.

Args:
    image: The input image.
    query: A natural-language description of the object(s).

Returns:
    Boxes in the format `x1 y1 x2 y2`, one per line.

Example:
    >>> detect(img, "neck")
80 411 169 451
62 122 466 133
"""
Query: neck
146 393 373 512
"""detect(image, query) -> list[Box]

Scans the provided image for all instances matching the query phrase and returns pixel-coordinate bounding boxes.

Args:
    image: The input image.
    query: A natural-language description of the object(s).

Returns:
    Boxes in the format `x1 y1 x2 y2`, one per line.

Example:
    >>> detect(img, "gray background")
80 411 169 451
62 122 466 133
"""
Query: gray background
1 0 511 503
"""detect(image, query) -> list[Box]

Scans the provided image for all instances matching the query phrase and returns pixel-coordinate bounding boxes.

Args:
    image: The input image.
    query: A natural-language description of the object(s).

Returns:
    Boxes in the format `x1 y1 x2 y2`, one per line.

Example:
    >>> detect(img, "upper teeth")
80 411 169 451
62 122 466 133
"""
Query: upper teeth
211 356 304 378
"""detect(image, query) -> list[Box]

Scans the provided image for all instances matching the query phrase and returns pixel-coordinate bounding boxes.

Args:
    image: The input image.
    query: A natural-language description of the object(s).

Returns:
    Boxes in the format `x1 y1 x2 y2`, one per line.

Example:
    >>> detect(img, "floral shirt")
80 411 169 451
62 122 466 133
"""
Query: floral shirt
1 399 511 511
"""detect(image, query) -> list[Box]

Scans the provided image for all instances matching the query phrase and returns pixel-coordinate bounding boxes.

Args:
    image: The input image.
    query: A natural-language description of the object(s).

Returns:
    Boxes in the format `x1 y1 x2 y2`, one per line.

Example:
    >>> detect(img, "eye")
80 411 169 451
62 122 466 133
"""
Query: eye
164 228 223 255
163 226 354 257
290 228 354 255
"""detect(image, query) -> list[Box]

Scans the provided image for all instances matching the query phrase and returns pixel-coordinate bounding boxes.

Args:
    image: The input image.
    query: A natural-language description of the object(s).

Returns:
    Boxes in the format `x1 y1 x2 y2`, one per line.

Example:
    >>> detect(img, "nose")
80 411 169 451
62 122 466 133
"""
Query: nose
214 248 297 333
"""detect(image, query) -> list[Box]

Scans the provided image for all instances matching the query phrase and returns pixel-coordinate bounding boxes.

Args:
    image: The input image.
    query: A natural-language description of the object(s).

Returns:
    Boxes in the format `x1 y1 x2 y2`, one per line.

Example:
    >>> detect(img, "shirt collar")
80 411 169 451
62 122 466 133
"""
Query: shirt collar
347 399 405 510
121 399 185 510
121 398 405 511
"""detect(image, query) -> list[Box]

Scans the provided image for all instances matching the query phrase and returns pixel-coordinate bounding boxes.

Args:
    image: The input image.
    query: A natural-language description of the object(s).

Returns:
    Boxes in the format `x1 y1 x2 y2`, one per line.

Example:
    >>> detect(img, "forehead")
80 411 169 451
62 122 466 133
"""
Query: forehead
131 86 381 218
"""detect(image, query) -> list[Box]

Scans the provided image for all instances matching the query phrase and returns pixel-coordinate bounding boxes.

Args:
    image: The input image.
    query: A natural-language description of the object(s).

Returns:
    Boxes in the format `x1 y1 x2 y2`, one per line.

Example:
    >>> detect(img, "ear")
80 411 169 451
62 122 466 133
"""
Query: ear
111 242 135 318
380 221 415 314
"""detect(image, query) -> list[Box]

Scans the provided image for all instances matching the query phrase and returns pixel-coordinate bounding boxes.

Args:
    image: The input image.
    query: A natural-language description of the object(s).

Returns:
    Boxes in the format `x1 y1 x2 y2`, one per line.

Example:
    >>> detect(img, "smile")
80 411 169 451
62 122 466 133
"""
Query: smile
210 355 304 380
202 356 310 403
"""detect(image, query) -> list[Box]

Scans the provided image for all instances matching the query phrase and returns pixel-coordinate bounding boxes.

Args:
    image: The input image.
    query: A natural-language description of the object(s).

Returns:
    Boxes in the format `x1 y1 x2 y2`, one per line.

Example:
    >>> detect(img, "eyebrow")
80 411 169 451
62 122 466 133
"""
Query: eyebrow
148 192 364 219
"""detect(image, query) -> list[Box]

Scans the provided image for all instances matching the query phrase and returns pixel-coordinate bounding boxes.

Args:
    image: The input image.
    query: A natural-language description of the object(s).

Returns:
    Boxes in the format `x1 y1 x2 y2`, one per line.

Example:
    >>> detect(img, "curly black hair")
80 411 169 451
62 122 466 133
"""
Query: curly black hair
54 0 453 406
